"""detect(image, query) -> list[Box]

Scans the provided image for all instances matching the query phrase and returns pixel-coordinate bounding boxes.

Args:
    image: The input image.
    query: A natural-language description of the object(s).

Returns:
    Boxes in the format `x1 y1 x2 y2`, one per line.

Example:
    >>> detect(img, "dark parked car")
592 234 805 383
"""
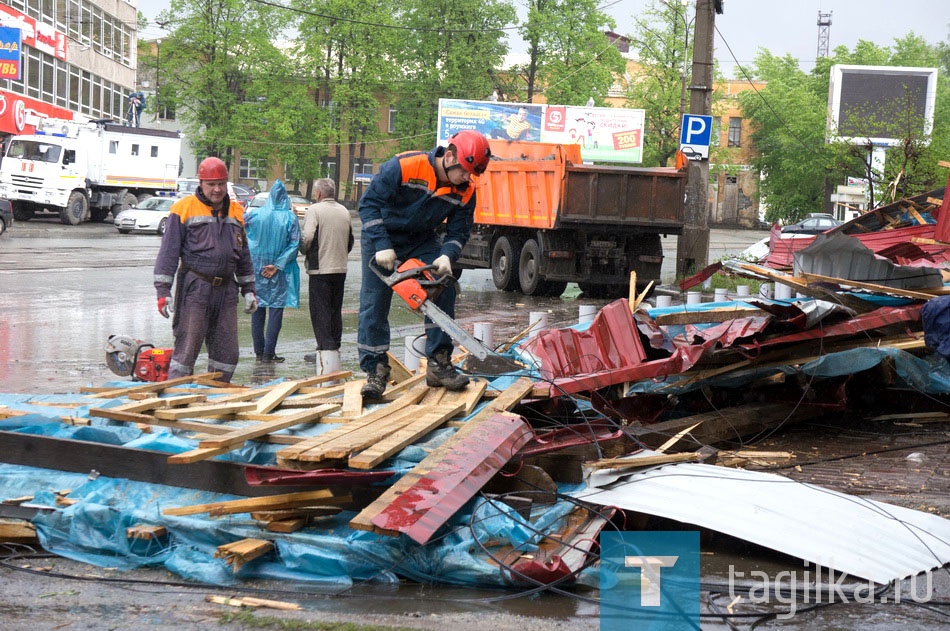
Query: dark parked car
0 198 12 236
781 213 842 235
232 183 256 208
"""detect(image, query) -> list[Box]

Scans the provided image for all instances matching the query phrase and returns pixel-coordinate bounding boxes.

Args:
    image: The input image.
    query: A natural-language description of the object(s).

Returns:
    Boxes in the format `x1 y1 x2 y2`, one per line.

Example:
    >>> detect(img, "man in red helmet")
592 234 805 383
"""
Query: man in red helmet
357 130 491 399
153 156 257 382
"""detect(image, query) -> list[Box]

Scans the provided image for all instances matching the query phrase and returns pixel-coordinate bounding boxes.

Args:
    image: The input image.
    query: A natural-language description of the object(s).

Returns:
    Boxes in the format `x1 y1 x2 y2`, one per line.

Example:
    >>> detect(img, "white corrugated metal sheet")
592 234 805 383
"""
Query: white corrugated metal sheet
573 458 950 584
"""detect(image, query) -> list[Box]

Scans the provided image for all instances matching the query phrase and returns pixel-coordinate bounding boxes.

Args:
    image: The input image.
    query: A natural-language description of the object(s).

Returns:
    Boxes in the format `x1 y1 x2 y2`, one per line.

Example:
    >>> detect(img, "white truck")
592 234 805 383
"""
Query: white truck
0 117 181 225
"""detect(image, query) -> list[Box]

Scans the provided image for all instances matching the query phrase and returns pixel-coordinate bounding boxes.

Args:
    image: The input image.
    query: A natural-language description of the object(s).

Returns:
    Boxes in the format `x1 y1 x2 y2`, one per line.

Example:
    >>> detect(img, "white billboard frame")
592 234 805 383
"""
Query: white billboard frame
826 64 938 147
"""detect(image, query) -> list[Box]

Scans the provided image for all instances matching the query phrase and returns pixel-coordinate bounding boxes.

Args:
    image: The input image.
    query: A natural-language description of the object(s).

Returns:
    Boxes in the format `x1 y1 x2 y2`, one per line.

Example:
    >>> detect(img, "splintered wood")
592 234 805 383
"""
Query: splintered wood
214 538 274 573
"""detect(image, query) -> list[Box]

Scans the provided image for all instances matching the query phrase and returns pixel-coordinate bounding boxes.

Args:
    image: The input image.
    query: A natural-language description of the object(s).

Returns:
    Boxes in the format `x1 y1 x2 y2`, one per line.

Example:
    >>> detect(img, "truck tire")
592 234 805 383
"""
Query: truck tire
60 192 88 225
12 202 33 222
491 236 520 291
518 239 544 296
111 192 138 218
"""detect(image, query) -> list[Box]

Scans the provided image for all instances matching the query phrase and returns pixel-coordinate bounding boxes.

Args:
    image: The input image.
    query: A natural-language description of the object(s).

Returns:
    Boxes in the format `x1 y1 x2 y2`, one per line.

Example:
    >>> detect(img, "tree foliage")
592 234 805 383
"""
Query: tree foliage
155 0 290 169
516 0 624 105
741 35 949 222
623 1 696 167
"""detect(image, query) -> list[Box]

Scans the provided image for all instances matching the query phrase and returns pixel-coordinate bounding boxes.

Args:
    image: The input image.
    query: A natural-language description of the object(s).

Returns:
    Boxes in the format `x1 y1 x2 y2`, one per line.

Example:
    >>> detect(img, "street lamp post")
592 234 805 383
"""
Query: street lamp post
155 39 162 121
672 0 693 123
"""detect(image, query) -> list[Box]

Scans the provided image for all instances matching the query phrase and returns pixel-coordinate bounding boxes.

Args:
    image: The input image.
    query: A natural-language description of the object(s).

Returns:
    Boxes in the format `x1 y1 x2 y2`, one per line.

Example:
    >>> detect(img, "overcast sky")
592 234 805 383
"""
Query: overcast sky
136 0 948 77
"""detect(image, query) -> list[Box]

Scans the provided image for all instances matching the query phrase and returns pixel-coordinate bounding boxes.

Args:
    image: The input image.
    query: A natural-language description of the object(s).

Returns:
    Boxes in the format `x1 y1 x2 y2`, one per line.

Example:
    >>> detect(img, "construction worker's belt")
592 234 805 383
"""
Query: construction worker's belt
186 268 231 286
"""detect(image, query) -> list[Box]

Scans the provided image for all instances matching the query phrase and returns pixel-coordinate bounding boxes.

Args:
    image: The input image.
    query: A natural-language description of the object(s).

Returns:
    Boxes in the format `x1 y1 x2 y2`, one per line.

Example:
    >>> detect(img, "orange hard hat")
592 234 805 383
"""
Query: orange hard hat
198 156 228 181
449 130 492 175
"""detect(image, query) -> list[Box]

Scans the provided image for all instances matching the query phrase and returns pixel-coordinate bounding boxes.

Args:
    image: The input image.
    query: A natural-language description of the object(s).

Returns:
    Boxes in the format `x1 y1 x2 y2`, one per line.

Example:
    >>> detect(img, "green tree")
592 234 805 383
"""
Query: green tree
623 1 697 167
740 35 949 222
155 0 290 168
387 0 514 152
516 0 624 105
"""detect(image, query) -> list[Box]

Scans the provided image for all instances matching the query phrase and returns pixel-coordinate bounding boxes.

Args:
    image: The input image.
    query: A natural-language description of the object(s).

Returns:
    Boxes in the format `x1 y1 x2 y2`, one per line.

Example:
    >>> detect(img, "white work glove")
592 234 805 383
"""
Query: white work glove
375 249 397 271
157 296 173 319
432 254 453 277
243 292 259 314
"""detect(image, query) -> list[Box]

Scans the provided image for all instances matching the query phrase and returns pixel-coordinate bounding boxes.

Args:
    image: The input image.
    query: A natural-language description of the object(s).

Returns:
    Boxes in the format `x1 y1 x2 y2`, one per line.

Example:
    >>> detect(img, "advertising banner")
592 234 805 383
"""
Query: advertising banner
0 26 21 81
0 89 73 135
0 5 67 61
437 99 645 164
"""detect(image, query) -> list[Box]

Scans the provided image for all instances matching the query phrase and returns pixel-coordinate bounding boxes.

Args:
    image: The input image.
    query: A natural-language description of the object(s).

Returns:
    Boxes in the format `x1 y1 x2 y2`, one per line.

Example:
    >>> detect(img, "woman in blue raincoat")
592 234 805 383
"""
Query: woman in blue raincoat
244 180 301 362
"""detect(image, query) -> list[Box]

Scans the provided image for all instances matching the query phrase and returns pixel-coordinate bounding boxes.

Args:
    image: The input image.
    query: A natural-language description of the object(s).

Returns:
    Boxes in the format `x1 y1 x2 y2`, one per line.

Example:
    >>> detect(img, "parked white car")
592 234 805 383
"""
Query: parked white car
114 197 176 235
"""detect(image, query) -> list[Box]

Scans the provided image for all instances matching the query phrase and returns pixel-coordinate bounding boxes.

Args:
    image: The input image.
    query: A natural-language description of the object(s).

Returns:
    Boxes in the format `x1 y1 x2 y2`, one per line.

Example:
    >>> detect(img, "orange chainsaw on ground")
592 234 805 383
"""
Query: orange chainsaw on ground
370 258 522 375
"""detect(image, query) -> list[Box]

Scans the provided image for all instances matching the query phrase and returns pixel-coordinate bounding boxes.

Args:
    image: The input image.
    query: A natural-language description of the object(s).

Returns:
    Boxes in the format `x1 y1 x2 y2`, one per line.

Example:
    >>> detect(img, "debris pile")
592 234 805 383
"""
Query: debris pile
1 180 950 615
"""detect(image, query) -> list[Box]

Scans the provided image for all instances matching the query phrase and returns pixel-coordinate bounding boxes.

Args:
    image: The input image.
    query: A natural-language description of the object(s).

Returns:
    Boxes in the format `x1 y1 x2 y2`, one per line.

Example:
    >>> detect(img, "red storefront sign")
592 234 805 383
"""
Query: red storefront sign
0 89 73 135
0 5 67 61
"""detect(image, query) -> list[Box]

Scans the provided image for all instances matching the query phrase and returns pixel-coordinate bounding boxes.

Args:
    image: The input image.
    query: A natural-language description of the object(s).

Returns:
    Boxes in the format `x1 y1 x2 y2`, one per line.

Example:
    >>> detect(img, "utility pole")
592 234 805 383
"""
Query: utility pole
675 0 717 279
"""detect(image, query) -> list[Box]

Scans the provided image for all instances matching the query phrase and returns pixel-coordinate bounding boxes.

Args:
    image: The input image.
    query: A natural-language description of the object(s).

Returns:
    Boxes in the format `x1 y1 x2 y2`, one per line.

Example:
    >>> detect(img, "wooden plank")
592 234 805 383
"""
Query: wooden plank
162 489 345 516
109 394 208 413
126 525 167 540
92 372 223 399
386 351 414 382
349 377 534 534
167 445 240 464
587 451 704 470
654 306 767 326
799 271 939 300
276 382 429 462
215 538 274 572
89 407 234 434
310 405 425 461
436 379 488 416
339 381 365 417
153 401 257 420
197 404 340 449
251 380 302 414
734 262 876 313
206 595 300 611
348 403 465 470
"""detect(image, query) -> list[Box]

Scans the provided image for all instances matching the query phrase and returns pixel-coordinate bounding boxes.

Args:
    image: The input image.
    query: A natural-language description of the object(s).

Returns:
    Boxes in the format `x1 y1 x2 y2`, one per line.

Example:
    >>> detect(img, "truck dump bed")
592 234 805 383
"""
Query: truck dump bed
476 140 686 232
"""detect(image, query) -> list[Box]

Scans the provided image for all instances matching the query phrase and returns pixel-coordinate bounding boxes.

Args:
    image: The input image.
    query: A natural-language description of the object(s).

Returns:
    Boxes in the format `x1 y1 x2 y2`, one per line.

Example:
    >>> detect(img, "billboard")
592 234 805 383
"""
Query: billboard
827 64 938 147
437 99 646 164
0 26 21 80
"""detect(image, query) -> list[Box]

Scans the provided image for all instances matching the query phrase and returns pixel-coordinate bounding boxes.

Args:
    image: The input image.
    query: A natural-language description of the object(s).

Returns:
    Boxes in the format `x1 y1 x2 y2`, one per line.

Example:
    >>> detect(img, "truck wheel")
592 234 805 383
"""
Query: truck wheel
518 239 544 296
12 203 33 222
491 236 519 291
60 192 88 225
111 192 138 218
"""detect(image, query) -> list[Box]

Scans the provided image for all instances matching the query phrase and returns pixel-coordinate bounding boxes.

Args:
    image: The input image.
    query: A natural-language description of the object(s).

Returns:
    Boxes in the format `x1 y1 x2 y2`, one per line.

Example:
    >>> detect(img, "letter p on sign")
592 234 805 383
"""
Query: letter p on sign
679 114 713 160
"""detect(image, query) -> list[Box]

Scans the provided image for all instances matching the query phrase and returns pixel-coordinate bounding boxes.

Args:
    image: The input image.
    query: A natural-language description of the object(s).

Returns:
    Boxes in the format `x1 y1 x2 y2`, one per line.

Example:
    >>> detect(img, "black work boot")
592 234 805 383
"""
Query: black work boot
426 350 469 391
360 363 391 400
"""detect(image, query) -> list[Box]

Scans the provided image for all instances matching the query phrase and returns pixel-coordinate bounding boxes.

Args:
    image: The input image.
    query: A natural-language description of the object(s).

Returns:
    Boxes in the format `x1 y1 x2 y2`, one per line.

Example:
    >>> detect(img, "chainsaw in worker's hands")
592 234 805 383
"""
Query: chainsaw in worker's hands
369 257 522 375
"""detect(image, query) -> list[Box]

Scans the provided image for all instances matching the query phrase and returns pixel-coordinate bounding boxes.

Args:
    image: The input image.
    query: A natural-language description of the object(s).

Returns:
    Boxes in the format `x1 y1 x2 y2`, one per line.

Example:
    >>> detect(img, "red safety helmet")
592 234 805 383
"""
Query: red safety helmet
449 130 491 175
197 156 228 181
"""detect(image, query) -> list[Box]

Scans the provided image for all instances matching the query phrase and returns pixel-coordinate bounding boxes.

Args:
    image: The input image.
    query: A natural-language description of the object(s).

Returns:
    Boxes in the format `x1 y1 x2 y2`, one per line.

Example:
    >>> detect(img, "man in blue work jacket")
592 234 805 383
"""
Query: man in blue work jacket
357 130 492 399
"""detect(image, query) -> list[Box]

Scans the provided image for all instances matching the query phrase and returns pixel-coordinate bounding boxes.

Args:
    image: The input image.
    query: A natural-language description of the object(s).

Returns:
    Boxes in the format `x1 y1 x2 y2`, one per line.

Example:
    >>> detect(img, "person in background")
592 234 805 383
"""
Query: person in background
357 130 492 399
244 180 301 363
153 156 257 382
300 178 353 376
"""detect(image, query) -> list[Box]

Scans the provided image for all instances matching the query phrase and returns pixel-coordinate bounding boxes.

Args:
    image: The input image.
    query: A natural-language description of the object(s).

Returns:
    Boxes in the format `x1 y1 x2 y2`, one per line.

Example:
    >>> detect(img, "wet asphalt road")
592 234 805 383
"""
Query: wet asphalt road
0 217 767 394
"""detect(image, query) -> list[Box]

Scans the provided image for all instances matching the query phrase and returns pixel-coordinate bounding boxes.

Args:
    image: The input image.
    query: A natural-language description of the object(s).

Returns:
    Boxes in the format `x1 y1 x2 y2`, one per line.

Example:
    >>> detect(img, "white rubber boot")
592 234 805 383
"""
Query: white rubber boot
317 350 342 384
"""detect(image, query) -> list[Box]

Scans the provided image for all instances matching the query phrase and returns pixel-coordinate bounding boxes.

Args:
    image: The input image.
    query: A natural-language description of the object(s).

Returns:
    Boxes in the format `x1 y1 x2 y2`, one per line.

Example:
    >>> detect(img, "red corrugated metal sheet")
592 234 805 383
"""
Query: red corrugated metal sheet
931 173 950 242
370 413 534 544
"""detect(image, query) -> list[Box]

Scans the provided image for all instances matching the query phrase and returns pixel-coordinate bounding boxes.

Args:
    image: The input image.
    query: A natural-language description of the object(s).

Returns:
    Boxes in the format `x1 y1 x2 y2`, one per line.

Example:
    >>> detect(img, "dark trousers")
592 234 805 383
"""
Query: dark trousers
308 273 346 350
357 238 454 373
169 273 239 382
251 307 284 357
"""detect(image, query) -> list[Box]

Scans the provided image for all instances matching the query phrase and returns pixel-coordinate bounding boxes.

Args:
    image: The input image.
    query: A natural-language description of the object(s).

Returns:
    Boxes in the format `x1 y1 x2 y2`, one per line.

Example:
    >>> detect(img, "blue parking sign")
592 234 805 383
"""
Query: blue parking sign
679 114 713 160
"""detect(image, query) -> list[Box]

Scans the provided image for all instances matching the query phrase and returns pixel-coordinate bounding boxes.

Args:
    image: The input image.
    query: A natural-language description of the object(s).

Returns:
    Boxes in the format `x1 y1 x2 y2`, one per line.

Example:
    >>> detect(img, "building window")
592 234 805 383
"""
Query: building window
240 157 266 180
351 156 373 185
320 157 338 181
150 146 159 157
388 105 397 133
109 141 118 154
131 144 139 156
727 117 742 147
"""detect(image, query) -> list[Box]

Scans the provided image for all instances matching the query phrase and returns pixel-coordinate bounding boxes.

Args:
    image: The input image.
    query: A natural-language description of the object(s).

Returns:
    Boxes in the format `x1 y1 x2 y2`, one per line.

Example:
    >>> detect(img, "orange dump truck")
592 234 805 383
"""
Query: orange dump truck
458 140 687 297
